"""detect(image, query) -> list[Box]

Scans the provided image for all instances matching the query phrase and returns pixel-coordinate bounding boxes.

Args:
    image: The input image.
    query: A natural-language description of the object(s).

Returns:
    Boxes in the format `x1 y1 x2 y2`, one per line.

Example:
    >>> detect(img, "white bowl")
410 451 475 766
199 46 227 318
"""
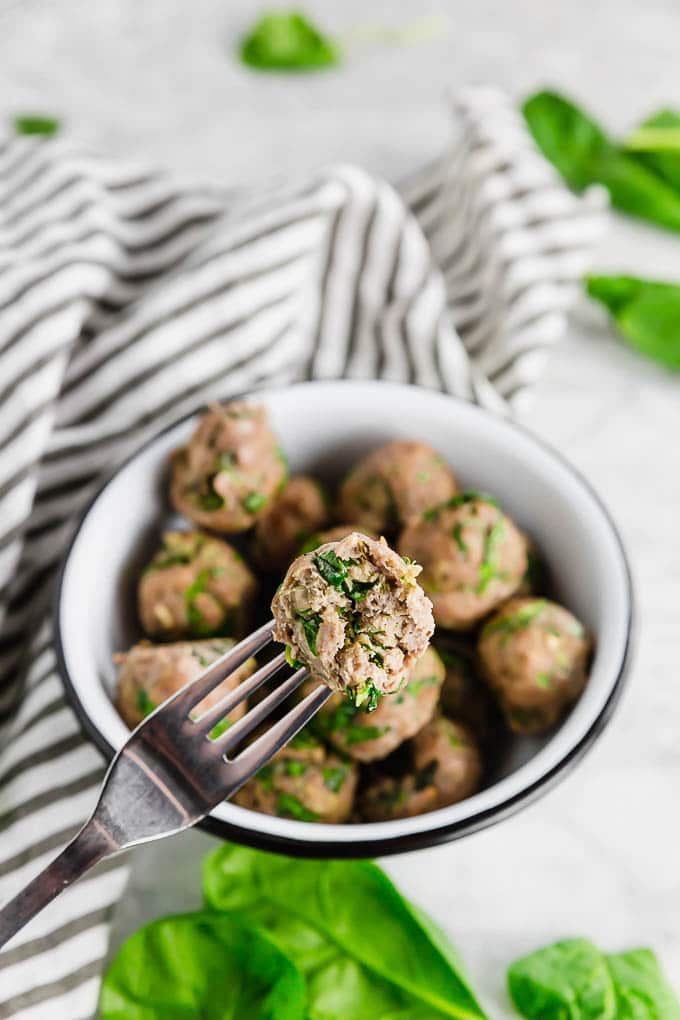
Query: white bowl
55 380 632 857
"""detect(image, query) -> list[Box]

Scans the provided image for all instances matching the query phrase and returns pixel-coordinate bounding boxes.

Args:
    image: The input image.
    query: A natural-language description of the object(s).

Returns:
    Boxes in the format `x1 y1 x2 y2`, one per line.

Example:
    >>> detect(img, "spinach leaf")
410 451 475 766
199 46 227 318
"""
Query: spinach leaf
100 911 306 1020
314 548 351 591
13 114 59 136
297 609 322 654
135 689 155 718
240 12 340 72
586 274 680 371
508 938 616 1019
203 843 488 1020
508 938 680 1020
626 110 680 190
522 90 680 232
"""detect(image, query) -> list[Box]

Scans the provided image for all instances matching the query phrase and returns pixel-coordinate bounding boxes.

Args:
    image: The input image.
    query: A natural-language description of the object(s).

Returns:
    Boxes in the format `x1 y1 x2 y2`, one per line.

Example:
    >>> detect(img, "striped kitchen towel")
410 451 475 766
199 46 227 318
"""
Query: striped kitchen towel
0 85 606 1018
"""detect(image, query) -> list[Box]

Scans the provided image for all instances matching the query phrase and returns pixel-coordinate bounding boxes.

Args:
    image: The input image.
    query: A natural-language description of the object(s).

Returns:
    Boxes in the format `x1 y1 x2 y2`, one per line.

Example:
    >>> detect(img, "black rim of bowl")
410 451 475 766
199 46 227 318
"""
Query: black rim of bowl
53 382 635 859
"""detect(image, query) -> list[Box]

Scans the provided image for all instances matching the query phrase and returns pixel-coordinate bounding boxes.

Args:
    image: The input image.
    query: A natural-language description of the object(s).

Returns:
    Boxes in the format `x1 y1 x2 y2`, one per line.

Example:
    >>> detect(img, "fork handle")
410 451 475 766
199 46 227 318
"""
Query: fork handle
0 819 114 951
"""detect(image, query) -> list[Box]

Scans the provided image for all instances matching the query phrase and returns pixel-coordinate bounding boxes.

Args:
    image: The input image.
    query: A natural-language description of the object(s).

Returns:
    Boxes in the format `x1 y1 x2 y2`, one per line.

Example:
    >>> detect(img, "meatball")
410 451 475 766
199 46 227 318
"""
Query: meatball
253 475 329 570
234 745 358 823
339 441 457 534
170 401 287 532
138 531 257 640
271 532 434 705
300 523 377 555
309 646 445 762
360 717 481 821
398 492 527 630
436 641 499 746
114 638 255 730
477 597 591 733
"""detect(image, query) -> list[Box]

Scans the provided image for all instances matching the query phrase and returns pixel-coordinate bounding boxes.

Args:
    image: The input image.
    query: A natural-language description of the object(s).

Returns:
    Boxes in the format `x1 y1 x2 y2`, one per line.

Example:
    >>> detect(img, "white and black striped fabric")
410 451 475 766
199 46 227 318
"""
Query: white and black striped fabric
0 85 606 1018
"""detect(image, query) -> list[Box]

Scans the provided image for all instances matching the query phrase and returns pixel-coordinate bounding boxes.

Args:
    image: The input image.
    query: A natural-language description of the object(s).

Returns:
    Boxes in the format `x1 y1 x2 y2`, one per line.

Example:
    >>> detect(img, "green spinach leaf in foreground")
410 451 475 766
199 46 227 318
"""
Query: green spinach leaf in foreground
522 90 680 232
203 843 488 1020
99 911 306 1020
508 938 680 1020
586 274 680 371
239 11 340 72
13 115 60 136
626 110 680 191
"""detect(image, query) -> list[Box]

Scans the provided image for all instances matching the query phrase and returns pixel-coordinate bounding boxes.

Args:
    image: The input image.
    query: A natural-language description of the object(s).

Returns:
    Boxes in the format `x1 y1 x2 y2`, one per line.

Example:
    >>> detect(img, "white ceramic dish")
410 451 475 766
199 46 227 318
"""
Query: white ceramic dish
55 380 632 857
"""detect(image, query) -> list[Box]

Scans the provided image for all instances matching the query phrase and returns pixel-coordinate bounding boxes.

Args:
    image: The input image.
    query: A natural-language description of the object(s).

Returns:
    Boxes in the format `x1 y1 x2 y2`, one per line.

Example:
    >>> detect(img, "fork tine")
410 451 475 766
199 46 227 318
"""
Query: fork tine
170 619 275 716
230 684 332 781
217 665 309 752
191 651 287 734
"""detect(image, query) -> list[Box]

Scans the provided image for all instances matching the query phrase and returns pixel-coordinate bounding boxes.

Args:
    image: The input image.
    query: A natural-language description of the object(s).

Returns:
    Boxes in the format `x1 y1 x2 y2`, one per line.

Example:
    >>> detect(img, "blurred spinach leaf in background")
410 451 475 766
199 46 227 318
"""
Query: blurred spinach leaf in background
522 90 680 232
586 274 680 371
13 115 59 136
626 109 680 191
239 11 340 71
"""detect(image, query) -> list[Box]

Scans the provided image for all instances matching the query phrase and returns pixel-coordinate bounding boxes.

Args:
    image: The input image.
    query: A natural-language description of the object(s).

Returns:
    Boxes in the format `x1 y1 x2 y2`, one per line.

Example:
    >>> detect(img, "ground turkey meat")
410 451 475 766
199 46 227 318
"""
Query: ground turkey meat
234 742 357 823
138 531 257 640
305 645 445 762
170 401 287 532
271 532 434 705
253 475 329 570
339 440 457 534
360 716 481 821
398 492 527 630
114 638 255 729
477 597 591 733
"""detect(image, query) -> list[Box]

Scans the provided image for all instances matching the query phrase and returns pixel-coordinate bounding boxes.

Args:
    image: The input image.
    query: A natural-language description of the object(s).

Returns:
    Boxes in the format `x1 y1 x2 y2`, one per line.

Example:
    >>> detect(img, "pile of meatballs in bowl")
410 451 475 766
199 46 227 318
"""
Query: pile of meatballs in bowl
112 396 593 829
57 381 631 853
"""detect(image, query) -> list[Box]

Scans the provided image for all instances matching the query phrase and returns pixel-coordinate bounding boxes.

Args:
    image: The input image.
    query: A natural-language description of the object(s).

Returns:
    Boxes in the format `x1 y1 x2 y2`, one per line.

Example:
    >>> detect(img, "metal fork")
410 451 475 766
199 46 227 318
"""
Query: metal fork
0 620 331 950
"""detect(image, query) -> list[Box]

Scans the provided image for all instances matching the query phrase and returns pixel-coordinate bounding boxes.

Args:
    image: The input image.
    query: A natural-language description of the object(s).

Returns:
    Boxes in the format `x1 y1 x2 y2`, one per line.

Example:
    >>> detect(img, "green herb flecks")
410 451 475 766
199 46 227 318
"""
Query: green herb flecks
296 609 322 655
242 491 266 514
209 718 232 740
535 672 552 690
289 728 322 751
135 689 156 718
285 646 305 670
321 765 347 792
313 548 376 602
424 490 500 521
414 759 438 791
586 273 680 371
276 793 319 822
344 724 390 747
482 599 547 640
198 489 225 511
476 517 505 593
184 570 225 637
352 679 381 712
283 760 307 778
257 764 274 791
406 675 441 697
239 12 340 72
14 114 60 136
451 522 469 555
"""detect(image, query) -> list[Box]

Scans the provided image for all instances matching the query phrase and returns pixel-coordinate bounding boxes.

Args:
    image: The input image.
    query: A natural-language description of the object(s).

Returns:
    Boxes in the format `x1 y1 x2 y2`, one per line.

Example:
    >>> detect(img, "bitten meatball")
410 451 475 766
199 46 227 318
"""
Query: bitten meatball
339 441 457 534
477 597 591 733
308 646 445 762
114 638 255 729
253 475 329 570
360 717 481 821
398 492 527 630
234 745 358 823
300 524 377 554
271 532 434 705
138 531 257 640
170 401 287 532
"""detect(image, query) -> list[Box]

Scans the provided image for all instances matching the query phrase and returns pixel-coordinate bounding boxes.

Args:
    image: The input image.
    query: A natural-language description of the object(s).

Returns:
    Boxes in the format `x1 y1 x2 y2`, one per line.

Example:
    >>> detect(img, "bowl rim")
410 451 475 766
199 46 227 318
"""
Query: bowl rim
54 380 634 858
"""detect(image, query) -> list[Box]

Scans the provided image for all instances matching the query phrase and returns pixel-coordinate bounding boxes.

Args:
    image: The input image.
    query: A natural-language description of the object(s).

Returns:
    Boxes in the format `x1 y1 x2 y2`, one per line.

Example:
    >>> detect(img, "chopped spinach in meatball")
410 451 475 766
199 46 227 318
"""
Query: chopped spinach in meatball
253 475 329 570
138 530 257 640
477 597 591 733
170 401 287 532
339 440 457 534
234 744 357 823
305 645 445 762
398 492 527 630
271 532 434 705
114 638 255 730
